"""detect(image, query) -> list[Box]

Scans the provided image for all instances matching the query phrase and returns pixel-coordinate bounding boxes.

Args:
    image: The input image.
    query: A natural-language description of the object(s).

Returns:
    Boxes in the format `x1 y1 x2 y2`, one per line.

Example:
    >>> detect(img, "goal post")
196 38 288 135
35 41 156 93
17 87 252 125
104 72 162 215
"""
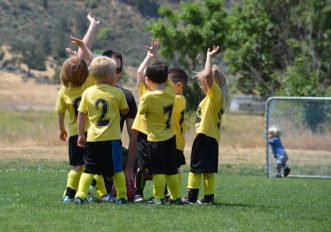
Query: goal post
265 96 331 178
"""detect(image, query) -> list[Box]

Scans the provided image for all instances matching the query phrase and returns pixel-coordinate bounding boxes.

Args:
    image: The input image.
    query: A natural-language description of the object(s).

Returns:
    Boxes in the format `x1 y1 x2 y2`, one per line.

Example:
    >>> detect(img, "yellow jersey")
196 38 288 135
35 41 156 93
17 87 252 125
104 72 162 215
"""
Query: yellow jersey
55 76 95 136
78 84 128 142
173 95 186 151
136 80 175 142
195 81 224 142
132 82 148 134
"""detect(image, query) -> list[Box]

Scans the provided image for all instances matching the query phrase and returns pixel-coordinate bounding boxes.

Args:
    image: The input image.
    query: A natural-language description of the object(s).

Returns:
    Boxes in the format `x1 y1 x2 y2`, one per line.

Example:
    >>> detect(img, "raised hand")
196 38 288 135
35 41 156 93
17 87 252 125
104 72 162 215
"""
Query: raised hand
207 45 220 58
87 11 100 27
145 38 160 59
70 35 85 48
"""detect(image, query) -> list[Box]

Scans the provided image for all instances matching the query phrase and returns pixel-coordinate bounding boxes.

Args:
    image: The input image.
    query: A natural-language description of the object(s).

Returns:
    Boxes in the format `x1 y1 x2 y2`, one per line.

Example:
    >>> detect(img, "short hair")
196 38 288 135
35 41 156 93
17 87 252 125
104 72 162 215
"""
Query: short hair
102 50 123 72
168 67 188 87
268 125 281 136
60 56 88 87
145 61 168 84
88 56 117 81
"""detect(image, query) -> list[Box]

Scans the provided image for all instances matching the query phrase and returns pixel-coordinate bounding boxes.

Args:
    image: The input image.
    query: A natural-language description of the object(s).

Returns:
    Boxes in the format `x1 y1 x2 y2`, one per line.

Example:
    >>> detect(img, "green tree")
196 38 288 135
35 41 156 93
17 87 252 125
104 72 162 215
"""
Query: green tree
147 0 228 70
224 0 331 98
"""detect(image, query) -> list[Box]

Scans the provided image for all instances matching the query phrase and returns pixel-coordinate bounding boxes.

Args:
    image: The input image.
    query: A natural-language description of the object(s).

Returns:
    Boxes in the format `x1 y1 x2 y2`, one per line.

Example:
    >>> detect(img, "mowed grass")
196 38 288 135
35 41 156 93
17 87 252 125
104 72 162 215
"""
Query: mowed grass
0 160 330 232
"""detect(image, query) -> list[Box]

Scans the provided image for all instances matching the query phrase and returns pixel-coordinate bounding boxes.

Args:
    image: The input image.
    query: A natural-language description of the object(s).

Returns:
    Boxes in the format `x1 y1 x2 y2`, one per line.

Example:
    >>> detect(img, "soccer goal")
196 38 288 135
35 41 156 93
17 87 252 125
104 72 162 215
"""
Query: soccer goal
265 96 331 178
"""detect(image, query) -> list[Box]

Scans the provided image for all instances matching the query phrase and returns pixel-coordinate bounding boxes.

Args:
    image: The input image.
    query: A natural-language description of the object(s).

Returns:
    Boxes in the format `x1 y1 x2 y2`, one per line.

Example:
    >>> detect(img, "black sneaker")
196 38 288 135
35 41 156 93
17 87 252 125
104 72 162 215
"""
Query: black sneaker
181 197 197 205
197 198 215 205
147 197 165 205
284 167 291 177
116 198 128 205
169 198 188 205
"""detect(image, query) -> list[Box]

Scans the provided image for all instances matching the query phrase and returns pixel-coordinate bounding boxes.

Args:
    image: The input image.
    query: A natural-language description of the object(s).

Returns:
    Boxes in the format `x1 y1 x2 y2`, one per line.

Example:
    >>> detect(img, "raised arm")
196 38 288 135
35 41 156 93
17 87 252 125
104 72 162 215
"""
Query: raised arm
70 36 94 64
77 12 100 58
136 38 160 86
203 45 220 89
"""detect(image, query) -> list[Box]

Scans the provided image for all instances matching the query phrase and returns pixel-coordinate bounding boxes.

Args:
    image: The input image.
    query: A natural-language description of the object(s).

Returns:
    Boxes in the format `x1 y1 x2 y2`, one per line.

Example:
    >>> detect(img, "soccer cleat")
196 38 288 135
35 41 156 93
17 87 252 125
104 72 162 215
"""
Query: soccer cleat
75 197 89 204
181 197 197 205
275 173 282 178
133 194 144 203
63 196 74 203
116 198 128 205
101 193 116 203
147 197 165 205
284 167 291 177
169 198 187 205
197 198 215 205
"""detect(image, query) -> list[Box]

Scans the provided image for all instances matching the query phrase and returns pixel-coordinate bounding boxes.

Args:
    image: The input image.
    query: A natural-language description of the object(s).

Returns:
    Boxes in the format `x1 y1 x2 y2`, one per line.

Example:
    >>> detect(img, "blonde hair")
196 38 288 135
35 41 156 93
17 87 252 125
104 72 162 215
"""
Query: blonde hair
88 56 117 81
268 125 281 137
195 64 230 109
60 56 88 87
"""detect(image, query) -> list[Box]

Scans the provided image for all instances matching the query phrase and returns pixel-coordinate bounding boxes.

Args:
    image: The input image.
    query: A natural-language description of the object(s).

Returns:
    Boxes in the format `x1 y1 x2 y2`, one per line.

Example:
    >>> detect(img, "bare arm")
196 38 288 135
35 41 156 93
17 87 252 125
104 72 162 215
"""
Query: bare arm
71 36 94 64
136 38 160 86
124 118 138 180
204 46 220 89
77 111 87 148
77 12 100 58
58 112 67 141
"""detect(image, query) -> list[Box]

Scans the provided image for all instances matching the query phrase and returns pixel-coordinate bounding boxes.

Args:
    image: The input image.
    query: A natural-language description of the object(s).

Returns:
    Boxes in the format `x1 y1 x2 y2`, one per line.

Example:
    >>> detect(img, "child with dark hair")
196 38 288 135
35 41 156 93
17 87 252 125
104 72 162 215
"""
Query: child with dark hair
132 39 182 204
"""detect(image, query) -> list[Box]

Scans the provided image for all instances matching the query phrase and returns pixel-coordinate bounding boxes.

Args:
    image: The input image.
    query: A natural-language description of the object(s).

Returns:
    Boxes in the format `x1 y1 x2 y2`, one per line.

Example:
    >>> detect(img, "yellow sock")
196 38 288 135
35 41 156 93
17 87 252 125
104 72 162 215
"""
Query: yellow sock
178 173 182 186
166 174 180 200
66 170 82 191
203 173 215 195
188 172 202 189
152 174 166 200
94 175 107 199
113 172 127 199
75 173 94 199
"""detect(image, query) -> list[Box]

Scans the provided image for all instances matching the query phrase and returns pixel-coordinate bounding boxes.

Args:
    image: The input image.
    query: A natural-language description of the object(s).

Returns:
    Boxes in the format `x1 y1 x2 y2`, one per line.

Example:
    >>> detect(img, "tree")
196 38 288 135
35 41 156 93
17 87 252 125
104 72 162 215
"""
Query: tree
147 0 228 70
224 0 331 98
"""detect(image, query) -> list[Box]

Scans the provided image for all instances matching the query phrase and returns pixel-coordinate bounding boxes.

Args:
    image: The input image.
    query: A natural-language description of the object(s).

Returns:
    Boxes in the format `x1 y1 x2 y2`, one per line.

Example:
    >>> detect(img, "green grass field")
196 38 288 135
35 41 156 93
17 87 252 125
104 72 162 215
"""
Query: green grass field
0 159 330 232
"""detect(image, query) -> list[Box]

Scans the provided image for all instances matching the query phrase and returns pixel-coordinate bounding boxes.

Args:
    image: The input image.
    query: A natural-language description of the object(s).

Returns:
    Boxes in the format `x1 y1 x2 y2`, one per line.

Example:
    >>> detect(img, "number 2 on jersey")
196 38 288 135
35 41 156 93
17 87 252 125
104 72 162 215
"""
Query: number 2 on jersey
96 99 110 126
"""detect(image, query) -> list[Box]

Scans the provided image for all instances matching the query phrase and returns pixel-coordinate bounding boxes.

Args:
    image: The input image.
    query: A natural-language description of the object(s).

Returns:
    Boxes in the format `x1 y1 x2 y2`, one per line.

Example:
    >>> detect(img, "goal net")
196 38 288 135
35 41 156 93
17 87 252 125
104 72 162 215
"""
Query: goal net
265 96 331 178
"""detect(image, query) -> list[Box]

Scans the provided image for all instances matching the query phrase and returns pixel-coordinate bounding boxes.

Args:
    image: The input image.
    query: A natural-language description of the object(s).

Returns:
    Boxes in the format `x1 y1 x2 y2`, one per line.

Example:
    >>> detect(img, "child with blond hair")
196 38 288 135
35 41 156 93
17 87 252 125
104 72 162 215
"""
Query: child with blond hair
268 125 291 177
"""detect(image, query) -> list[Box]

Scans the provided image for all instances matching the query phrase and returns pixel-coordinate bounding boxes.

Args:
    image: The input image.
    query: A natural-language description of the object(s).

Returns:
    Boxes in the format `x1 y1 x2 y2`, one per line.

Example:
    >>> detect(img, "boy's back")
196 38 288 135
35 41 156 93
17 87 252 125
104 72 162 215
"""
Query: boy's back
138 80 175 142
79 83 127 142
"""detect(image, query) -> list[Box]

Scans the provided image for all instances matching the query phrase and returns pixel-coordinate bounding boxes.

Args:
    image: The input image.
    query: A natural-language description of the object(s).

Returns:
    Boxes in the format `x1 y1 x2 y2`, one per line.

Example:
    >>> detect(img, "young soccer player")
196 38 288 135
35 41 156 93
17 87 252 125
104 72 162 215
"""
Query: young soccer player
268 125 291 177
131 40 160 203
165 67 188 200
75 56 129 204
185 46 230 205
55 12 99 203
132 39 182 205
93 49 138 201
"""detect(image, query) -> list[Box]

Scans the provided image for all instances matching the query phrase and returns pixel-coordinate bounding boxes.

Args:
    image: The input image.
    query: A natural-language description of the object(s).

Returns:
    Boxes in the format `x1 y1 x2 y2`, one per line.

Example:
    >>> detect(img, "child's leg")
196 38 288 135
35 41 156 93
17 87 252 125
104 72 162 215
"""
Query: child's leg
165 174 180 200
75 172 95 199
112 171 127 200
93 174 107 199
187 172 202 202
202 173 215 203
135 168 147 198
64 166 83 199
152 174 166 200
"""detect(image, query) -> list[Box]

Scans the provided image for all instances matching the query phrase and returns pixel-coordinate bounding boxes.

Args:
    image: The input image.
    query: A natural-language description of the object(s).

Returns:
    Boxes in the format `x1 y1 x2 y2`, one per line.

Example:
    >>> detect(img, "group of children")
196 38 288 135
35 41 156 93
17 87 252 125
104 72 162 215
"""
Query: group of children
56 12 290 206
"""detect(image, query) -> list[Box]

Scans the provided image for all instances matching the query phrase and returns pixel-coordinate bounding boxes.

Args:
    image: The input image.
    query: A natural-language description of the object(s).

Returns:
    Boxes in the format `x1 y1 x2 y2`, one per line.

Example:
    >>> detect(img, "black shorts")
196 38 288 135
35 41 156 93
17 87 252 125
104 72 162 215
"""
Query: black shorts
176 149 186 168
68 135 85 166
148 136 177 175
190 134 219 173
84 141 114 177
137 132 150 169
